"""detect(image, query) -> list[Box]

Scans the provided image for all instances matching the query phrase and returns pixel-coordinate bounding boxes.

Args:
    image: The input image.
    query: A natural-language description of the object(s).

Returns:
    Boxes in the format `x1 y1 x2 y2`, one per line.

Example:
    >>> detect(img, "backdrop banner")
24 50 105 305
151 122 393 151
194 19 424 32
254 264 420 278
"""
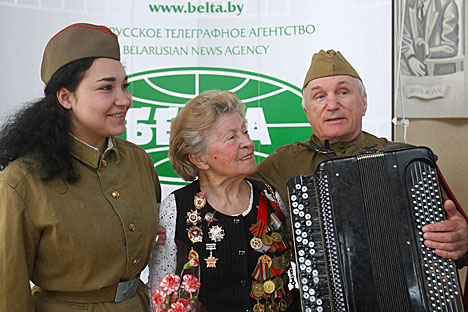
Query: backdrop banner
0 0 392 197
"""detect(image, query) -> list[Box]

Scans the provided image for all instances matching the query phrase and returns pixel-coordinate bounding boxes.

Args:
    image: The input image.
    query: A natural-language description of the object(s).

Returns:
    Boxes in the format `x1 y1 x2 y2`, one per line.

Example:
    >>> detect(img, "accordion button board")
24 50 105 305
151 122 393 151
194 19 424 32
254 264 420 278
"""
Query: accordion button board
287 147 464 312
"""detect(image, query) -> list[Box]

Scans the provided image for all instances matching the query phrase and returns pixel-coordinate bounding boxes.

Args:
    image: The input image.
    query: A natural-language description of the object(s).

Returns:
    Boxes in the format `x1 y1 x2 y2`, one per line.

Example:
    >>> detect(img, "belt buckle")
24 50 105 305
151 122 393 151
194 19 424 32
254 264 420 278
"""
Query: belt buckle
115 277 139 303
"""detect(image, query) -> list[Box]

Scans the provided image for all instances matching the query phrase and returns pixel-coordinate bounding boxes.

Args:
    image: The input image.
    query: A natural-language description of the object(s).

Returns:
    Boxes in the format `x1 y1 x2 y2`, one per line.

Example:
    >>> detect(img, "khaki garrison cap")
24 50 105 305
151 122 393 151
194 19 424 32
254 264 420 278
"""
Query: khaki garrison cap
41 23 120 84
302 49 361 90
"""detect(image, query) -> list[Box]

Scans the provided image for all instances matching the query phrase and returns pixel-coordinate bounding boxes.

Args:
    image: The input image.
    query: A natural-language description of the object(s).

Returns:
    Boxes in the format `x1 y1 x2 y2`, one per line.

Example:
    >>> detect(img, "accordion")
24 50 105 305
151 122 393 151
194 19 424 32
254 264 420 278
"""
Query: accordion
287 146 464 312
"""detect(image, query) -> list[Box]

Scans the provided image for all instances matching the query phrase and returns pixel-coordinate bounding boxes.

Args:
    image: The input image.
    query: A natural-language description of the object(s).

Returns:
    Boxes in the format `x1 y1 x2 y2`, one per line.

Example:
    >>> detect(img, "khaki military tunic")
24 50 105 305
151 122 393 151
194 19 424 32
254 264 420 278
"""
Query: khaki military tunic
250 131 390 207
0 136 161 312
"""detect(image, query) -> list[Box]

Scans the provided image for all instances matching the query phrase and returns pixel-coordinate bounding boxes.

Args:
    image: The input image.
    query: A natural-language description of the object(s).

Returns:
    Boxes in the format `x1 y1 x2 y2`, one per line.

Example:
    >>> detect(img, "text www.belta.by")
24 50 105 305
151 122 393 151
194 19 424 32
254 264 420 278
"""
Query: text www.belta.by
148 1 244 16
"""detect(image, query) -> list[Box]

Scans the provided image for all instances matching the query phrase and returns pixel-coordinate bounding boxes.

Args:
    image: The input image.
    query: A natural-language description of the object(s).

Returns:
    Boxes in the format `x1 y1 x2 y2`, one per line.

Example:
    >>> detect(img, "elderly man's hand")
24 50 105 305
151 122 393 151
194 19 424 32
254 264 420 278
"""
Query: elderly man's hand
154 225 167 247
422 200 468 260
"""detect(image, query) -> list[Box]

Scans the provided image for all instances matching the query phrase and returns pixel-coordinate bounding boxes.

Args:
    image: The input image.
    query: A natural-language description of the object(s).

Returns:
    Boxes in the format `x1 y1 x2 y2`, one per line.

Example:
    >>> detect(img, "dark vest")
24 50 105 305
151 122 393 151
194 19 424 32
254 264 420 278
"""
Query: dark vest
174 180 297 311
174 180 259 311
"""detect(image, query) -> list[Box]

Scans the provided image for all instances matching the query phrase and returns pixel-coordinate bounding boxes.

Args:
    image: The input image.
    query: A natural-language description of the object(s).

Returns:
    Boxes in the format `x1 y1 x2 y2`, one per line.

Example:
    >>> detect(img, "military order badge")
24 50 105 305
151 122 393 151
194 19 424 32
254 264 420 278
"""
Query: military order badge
194 192 207 209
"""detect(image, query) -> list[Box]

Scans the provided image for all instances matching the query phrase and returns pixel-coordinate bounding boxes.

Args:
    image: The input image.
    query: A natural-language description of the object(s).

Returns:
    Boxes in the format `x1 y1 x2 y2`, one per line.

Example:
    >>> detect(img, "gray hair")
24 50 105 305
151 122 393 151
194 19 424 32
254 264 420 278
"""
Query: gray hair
169 90 246 181
301 77 366 109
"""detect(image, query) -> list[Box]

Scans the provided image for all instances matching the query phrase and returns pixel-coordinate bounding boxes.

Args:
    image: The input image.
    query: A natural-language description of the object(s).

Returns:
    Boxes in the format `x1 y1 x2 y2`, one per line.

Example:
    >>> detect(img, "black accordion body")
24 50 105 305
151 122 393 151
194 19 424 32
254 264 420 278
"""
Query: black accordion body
287 146 464 312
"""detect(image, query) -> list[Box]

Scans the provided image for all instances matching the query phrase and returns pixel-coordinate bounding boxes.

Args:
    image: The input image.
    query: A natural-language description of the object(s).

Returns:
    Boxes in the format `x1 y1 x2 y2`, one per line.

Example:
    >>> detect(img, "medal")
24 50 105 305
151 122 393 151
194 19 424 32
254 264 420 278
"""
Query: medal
251 281 265 298
194 192 207 209
204 211 218 226
186 209 202 226
258 255 271 267
250 237 266 253
261 234 273 246
205 243 218 268
270 256 283 276
253 255 271 282
208 225 225 242
187 226 203 243
271 232 282 243
271 256 282 270
258 254 272 267
188 247 199 261
269 300 279 312
273 277 284 290
263 280 276 294
253 301 265 312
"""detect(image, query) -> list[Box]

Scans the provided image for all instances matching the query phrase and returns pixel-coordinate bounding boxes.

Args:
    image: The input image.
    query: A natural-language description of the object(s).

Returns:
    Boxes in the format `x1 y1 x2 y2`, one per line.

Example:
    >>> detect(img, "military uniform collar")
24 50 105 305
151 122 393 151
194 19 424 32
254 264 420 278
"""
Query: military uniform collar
70 135 120 168
309 132 370 157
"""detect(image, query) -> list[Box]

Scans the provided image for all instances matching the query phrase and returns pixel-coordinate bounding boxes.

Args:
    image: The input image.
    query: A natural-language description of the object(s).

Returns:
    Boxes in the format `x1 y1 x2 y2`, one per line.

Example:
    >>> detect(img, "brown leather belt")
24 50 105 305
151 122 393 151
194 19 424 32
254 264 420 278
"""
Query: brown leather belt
33 277 141 303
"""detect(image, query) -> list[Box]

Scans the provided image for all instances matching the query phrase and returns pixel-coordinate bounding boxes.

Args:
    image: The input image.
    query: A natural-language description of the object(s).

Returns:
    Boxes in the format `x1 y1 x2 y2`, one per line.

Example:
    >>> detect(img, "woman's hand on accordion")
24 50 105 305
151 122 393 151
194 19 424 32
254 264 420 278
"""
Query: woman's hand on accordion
422 200 468 260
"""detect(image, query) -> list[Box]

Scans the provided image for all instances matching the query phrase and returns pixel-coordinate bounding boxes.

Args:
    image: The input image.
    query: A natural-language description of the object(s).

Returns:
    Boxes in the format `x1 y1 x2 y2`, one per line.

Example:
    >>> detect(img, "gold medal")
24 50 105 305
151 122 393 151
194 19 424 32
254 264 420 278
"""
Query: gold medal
271 232 282 243
263 280 276 294
258 254 272 268
253 302 265 312
279 298 288 311
261 234 273 246
271 256 282 270
193 192 206 209
251 281 265 298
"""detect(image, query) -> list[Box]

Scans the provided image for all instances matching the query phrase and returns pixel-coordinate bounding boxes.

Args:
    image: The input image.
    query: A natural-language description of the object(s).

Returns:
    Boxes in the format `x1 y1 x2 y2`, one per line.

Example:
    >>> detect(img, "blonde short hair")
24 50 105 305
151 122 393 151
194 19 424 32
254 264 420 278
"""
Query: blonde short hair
169 90 246 181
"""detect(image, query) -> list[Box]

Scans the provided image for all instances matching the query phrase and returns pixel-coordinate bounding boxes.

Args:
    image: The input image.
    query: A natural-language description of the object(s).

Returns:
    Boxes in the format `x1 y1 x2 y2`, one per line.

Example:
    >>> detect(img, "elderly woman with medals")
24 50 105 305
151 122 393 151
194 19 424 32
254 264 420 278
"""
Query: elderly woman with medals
149 90 297 311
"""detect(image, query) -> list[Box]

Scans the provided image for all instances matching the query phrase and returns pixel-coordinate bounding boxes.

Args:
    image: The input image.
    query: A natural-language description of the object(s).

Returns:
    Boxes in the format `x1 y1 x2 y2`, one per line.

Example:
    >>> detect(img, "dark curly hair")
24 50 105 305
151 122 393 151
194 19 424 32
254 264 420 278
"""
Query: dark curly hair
0 57 95 182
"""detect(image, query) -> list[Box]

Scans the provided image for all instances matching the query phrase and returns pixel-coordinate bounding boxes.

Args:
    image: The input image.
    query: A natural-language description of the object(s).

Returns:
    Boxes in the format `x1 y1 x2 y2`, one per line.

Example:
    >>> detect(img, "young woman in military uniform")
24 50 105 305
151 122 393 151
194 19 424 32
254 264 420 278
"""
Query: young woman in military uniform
0 23 161 311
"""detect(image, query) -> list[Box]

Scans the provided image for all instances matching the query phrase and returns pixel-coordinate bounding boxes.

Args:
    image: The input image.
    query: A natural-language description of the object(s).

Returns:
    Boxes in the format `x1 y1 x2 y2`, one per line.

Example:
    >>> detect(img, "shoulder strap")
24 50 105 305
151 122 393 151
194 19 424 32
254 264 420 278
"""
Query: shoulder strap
296 141 337 159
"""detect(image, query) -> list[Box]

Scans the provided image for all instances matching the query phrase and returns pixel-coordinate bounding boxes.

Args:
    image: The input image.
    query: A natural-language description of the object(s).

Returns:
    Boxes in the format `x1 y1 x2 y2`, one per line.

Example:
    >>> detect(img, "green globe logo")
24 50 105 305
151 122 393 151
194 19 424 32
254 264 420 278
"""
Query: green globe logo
121 67 311 185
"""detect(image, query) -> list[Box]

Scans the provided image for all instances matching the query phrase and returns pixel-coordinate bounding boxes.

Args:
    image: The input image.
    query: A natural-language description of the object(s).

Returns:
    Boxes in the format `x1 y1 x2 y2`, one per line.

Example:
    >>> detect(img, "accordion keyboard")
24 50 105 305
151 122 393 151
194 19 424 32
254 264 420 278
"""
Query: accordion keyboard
289 175 333 312
408 161 461 311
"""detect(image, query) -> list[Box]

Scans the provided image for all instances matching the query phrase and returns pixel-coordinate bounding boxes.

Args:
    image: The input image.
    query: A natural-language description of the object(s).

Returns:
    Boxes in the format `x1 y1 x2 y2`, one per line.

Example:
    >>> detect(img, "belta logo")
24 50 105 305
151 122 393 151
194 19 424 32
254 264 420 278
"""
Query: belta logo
122 67 311 186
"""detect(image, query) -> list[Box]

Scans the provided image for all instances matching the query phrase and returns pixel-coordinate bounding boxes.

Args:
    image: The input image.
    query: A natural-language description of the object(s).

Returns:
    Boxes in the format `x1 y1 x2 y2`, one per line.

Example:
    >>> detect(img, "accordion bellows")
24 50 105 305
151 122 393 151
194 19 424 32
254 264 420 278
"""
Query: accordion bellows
287 146 464 312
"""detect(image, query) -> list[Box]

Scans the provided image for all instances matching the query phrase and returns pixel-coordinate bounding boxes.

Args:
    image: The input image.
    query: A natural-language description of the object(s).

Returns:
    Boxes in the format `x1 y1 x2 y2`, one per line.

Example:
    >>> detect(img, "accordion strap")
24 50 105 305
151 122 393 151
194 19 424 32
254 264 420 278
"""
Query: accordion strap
436 166 467 220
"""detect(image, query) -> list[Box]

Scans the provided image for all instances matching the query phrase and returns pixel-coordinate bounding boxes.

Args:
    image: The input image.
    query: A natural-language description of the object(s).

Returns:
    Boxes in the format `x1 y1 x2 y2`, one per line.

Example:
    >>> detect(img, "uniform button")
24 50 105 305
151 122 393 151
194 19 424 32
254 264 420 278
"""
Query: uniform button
246 310 252 312
238 250 246 256
132 258 140 266
111 190 120 199
240 280 248 287
233 218 240 224
128 222 136 232
101 159 107 168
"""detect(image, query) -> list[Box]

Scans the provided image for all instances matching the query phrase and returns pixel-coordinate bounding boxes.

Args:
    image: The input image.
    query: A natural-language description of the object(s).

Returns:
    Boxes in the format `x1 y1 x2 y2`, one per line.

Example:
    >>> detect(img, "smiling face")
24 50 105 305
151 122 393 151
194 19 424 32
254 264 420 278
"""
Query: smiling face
303 75 367 144
197 112 257 181
57 58 132 151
